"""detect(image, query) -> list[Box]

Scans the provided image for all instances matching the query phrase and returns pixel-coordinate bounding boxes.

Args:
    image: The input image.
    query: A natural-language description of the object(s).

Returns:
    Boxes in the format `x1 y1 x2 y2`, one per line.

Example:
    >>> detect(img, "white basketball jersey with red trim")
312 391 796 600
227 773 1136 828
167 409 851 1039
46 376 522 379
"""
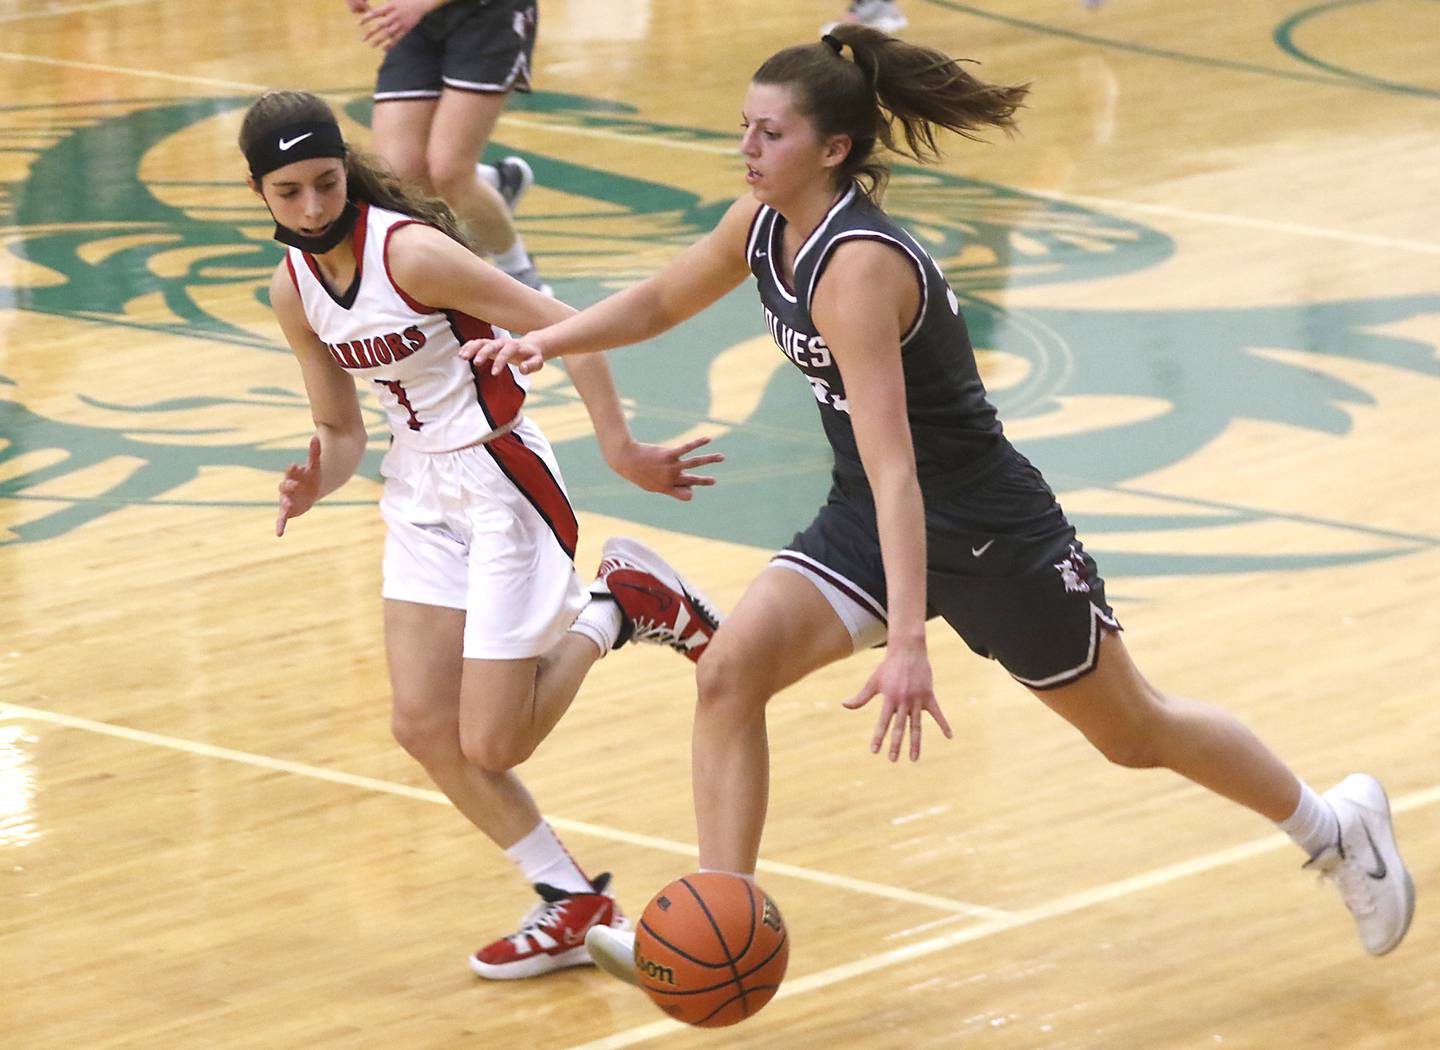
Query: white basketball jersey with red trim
286 202 527 452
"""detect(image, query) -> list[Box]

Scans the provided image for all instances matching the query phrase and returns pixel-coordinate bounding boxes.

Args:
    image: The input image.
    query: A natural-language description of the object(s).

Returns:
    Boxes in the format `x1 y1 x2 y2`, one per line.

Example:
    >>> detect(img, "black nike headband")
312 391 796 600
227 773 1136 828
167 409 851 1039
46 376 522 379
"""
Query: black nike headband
246 120 347 180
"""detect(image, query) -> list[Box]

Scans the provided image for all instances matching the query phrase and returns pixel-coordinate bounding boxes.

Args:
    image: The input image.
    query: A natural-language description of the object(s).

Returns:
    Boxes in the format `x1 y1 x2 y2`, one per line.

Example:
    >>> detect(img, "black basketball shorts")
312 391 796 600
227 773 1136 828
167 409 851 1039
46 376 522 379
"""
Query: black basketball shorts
775 448 1121 690
375 0 537 101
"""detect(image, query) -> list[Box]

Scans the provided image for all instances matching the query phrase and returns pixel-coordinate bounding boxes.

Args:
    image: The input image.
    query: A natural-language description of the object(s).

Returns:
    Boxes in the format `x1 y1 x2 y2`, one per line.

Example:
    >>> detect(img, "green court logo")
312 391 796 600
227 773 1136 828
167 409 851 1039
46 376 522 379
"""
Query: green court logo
2 92 1436 578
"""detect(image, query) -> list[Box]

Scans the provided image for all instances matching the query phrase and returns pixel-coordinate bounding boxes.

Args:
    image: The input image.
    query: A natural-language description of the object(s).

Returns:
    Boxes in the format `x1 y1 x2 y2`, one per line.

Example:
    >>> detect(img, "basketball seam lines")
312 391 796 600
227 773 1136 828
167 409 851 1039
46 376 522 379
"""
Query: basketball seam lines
682 876 750 1021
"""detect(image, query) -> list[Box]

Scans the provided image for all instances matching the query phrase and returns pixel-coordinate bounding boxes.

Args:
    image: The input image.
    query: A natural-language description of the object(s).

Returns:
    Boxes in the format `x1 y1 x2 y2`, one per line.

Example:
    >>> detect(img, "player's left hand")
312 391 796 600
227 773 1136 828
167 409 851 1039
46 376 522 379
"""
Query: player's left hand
842 645 953 761
607 436 725 502
355 0 431 49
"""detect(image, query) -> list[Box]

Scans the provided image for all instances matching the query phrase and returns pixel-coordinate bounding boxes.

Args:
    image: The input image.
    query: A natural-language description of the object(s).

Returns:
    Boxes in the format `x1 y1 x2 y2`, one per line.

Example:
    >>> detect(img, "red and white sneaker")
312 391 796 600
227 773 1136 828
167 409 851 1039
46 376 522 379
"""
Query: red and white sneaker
594 537 723 664
469 873 631 980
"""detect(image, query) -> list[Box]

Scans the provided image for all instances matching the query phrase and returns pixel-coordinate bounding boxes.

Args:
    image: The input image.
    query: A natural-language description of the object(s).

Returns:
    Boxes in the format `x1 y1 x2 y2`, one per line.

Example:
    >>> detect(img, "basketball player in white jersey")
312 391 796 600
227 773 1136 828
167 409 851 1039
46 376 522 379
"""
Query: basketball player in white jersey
240 89 724 979
465 26 1415 983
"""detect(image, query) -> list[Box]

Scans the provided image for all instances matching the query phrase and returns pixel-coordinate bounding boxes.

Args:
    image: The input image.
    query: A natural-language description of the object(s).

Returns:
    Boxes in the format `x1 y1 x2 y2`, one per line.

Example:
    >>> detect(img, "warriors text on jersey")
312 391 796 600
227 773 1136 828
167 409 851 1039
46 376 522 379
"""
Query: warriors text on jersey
285 201 526 452
746 183 1006 490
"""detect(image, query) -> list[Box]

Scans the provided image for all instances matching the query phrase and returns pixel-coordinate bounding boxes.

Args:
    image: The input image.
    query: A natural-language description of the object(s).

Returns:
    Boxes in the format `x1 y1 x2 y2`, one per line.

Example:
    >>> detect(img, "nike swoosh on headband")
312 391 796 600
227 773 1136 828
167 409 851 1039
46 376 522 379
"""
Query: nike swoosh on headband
278 132 314 151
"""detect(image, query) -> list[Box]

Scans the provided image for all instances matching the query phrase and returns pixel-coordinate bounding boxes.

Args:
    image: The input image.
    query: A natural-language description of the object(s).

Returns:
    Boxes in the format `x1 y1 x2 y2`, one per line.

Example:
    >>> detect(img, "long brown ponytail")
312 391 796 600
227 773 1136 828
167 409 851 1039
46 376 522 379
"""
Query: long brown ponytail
753 26 1029 202
238 89 471 249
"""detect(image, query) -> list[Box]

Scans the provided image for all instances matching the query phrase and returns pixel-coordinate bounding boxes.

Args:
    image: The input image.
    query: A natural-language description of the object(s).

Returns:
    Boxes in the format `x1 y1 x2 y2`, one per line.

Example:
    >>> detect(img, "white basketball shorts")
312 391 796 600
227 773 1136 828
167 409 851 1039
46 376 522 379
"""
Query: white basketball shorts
378 416 586 660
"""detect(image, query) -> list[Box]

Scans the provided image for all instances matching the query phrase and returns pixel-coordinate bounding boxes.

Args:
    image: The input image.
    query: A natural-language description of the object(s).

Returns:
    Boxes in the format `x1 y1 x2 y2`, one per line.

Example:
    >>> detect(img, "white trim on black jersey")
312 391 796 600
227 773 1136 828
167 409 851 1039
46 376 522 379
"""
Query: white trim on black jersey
763 216 797 305
744 202 768 262
754 185 859 305
793 184 858 271
806 229 930 347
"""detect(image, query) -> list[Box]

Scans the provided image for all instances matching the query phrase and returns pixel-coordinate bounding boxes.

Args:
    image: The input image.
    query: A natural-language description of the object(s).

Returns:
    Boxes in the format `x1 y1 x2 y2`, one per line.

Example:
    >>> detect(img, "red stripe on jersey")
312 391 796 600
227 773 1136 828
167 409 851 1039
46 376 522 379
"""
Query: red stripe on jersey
486 430 578 560
450 310 526 427
383 219 440 314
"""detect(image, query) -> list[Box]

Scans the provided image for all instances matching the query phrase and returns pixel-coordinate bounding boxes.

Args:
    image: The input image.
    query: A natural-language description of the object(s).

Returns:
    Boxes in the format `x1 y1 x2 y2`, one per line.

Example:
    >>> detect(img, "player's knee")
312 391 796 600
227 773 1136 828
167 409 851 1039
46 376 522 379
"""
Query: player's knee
695 638 769 716
382 153 431 190
391 703 453 766
1092 726 1161 769
427 157 480 202
459 727 533 773
1085 701 1166 769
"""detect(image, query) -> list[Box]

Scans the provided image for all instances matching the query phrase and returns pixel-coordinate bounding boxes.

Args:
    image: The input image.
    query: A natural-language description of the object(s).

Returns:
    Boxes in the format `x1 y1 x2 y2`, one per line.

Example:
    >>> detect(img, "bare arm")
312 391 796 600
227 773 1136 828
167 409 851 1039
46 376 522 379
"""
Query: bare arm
814 240 953 760
389 224 724 498
270 264 369 535
386 223 577 335
462 195 760 375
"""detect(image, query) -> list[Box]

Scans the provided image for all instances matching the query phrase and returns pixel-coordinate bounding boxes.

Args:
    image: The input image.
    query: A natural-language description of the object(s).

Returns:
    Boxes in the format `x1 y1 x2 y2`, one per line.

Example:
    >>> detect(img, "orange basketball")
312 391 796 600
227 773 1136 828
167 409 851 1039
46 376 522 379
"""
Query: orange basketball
634 872 789 1028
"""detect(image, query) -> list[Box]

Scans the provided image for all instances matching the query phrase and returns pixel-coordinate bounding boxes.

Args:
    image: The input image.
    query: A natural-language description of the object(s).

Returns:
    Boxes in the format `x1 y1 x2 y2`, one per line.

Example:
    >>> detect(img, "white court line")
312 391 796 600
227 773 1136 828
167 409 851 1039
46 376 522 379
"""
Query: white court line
561 781 1440 1050
0 49 1436 256
1025 187 1440 256
0 0 158 25
0 49 267 92
0 701 1004 920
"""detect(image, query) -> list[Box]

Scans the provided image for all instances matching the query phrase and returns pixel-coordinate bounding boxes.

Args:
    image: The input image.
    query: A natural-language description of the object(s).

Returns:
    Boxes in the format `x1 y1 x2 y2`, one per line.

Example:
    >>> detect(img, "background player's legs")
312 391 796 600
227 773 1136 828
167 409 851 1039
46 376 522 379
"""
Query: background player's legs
426 88 527 262
692 567 855 873
1034 632 1301 819
370 97 437 189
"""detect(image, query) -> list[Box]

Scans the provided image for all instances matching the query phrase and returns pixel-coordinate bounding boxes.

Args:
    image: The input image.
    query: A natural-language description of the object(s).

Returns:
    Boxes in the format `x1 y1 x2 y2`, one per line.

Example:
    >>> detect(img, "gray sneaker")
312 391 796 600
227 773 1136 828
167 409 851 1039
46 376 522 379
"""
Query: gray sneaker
507 260 552 298
494 155 534 213
1303 773 1415 955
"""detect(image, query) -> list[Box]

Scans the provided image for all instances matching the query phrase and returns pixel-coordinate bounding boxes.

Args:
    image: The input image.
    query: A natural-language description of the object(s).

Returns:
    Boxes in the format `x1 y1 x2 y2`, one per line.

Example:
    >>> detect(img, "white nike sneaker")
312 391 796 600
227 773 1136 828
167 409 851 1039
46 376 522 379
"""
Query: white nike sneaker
1303 773 1415 956
584 924 640 986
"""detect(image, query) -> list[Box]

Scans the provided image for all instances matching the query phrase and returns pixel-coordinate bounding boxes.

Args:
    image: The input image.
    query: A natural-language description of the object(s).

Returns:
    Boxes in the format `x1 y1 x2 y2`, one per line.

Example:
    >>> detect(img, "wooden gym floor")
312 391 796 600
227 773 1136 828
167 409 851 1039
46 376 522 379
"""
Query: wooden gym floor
1 1 1436 1046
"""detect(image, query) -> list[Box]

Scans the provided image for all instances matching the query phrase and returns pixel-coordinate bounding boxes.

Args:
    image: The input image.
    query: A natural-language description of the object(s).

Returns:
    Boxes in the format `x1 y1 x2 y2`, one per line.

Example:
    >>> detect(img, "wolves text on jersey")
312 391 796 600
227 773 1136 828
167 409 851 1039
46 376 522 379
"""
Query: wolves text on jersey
764 304 831 369
326 325 427 370
763 304 850 414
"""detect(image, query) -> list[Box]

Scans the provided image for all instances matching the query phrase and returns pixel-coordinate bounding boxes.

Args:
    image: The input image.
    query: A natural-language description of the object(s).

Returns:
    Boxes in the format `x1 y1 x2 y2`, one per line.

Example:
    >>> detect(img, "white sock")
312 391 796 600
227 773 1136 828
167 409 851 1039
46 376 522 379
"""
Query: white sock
492 239 530 275
476 162 499 190
1276 782 1339 858
700 868 756 882
568 596 623 657
504 821 592 894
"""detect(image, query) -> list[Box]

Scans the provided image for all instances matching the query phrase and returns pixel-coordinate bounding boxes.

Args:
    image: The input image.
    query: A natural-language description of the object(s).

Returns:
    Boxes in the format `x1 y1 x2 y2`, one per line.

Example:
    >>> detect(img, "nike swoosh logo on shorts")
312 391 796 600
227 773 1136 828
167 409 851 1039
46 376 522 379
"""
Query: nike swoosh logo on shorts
278 132 314 151
971 539 996 557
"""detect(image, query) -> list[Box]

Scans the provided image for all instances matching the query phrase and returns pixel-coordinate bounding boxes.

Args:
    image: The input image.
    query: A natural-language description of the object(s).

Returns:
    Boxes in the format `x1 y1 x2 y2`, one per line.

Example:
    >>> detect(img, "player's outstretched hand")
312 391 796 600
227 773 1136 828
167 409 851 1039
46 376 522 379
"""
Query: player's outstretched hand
608 436 726 502
842 645 953 761
276 435 322 537
460 336 546 376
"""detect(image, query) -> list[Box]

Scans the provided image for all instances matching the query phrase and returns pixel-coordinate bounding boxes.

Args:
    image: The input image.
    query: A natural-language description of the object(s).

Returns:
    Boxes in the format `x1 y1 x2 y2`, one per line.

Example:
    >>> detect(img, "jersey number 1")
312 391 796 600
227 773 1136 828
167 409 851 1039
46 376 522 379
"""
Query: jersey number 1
375 379 423 431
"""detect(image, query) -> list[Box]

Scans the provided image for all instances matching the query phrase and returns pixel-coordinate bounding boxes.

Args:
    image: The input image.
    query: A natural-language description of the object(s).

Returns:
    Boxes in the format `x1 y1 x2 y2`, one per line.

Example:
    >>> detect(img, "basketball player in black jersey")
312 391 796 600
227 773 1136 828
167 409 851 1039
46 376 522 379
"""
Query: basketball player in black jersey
464 25 1415 970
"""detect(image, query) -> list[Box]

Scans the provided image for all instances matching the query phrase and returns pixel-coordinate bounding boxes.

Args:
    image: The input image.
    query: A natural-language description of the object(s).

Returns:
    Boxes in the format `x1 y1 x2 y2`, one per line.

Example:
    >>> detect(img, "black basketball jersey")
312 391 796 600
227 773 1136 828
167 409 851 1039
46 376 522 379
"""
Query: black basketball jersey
747 183 1005 491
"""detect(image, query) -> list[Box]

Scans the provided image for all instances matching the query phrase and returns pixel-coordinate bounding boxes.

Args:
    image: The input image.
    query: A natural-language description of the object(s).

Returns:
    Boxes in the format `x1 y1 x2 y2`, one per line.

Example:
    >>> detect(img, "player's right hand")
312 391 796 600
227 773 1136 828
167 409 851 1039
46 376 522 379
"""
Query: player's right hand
276 435 323 537
460 336 547 376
